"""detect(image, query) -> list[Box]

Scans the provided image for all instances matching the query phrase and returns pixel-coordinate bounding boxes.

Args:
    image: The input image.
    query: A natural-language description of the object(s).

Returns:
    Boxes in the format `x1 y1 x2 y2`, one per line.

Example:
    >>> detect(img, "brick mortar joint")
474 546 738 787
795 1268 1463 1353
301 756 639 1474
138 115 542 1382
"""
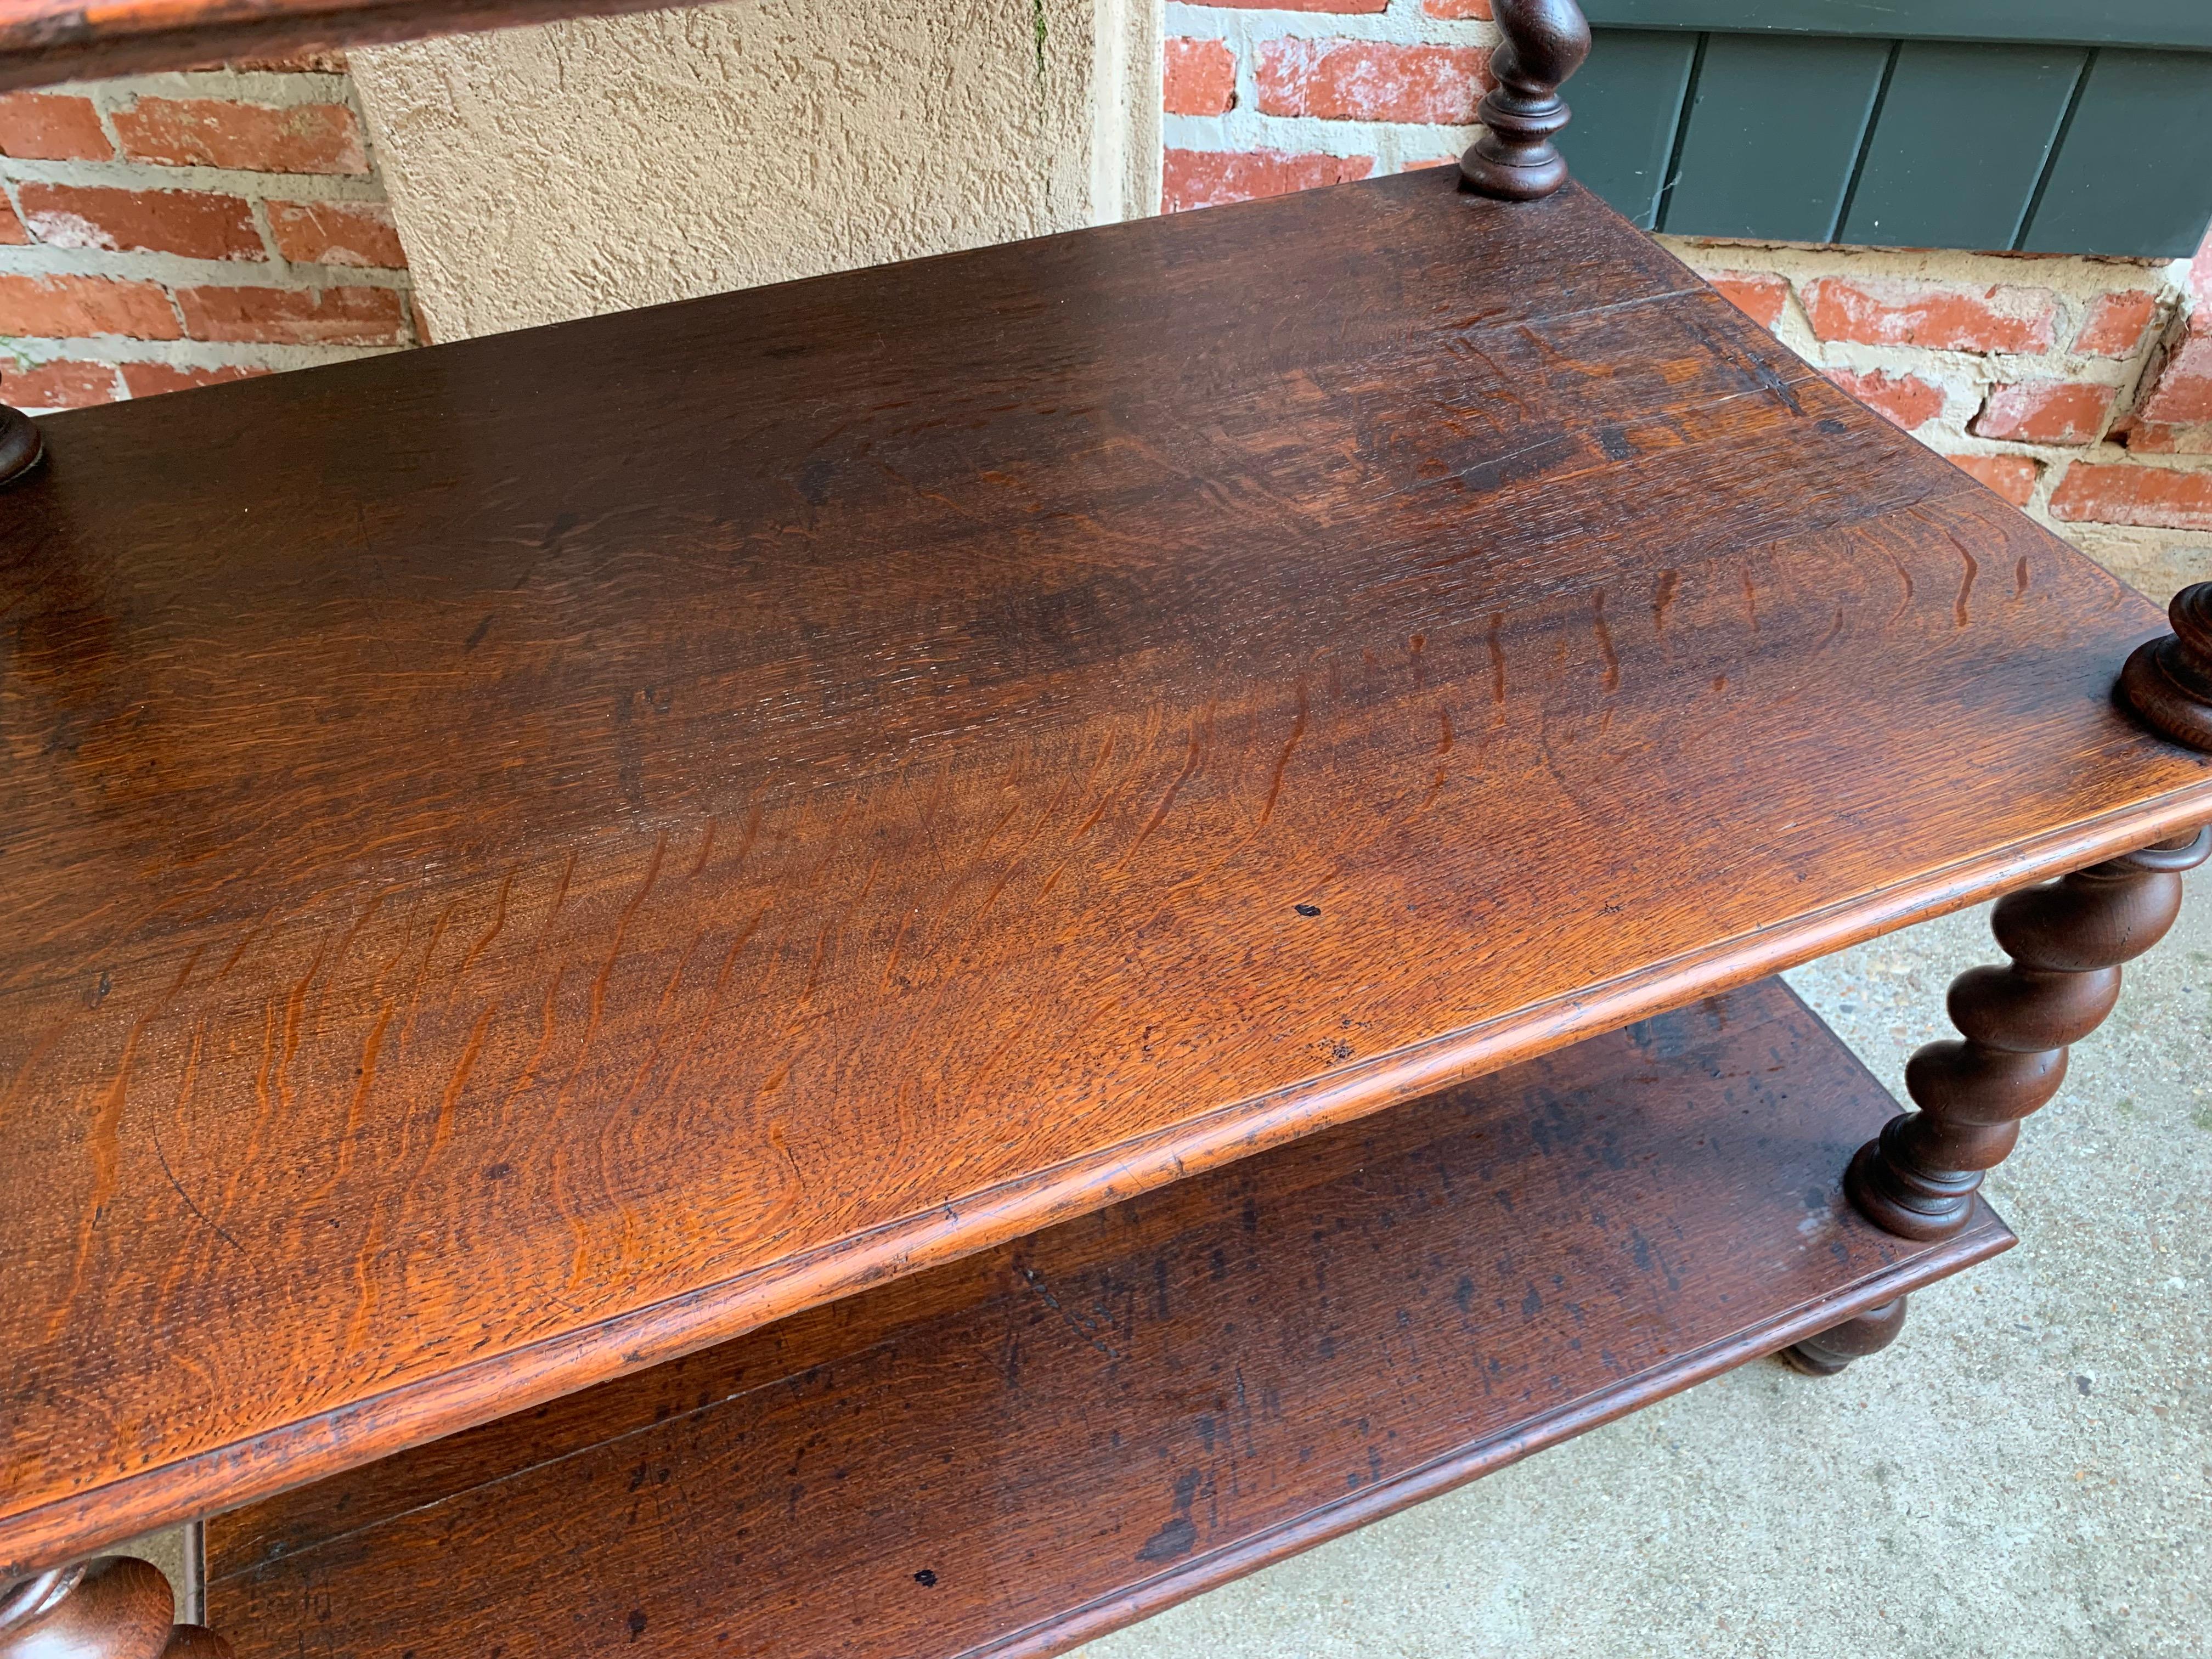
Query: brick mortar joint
1 156 395 201
1 238 414 288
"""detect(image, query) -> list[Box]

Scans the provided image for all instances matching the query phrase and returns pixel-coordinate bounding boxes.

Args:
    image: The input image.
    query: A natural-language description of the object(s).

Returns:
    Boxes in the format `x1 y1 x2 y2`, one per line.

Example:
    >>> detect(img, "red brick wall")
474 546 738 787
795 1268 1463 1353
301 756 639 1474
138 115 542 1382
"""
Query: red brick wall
0 56 419 413
1160 0 2211 597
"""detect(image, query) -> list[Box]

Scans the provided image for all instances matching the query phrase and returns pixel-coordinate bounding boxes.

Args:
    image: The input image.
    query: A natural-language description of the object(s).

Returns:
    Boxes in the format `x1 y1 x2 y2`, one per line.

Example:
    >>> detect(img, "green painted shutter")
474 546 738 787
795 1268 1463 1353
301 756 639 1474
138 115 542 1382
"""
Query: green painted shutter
1563 6 2212 256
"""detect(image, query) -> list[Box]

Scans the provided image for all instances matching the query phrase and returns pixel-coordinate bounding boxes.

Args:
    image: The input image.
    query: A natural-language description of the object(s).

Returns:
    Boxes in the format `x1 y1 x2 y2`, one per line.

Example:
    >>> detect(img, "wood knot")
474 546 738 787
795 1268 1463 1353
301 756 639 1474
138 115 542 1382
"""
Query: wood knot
2119 581 2212 753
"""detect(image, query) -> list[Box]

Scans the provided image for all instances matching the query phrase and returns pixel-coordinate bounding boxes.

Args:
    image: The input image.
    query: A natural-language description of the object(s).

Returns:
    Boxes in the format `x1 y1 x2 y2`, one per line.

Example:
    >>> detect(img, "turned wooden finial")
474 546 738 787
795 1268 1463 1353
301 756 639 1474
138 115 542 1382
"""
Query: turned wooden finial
1459 0 1592 201
0 379 43 488
0 1558 232 1659
2121 582 2212 753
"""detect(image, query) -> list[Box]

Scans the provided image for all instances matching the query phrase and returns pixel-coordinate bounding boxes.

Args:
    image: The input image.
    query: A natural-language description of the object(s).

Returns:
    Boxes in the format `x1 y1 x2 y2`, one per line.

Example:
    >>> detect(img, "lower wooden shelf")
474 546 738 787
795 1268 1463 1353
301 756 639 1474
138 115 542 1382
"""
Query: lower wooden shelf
205 978 2010 1659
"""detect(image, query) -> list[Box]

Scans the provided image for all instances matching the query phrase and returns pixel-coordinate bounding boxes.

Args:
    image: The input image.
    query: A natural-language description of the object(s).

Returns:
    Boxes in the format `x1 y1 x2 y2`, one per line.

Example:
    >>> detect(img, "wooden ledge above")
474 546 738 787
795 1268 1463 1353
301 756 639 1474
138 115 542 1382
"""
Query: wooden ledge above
0 0 722 91
3 168 2208 1576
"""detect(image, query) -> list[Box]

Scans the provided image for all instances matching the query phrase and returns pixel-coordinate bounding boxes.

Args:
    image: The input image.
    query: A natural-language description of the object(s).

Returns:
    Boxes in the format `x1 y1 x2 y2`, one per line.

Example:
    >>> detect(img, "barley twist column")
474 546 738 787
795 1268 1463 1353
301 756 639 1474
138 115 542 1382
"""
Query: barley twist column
1845 826 2210 1242
1459 0 1590 201
0 1558 230 1659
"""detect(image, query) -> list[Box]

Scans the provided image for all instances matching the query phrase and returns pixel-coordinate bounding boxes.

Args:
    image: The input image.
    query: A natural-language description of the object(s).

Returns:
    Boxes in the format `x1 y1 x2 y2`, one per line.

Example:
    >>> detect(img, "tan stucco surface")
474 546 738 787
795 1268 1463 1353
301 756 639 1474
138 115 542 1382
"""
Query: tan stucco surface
351 0 1159 342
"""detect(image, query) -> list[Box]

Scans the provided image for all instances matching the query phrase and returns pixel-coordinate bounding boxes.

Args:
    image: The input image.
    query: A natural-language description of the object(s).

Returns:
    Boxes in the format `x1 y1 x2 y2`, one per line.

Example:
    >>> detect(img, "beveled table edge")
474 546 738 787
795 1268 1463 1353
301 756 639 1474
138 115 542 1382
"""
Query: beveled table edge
2 783 2203 1577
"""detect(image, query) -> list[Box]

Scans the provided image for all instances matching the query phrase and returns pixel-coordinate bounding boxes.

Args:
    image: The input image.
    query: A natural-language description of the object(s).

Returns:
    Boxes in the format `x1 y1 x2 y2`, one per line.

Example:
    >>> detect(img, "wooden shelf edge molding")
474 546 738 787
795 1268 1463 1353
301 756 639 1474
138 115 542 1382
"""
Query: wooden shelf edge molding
204 978 2010 1659
0 793 2200 1581
0 0 726 91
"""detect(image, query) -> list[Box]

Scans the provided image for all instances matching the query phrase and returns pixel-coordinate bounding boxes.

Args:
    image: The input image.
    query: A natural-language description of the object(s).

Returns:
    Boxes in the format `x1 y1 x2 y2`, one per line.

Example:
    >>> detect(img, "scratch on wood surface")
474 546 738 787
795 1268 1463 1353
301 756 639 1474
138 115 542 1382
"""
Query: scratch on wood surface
1592 591 1620 693
1256 681 1308 832
536 849 578 949
556 833 668 1115
457 871 514 982
686 818 718 879
1882 548 1916 624
396 902 456 1049
1651 569 1678 635
1119 714 1206 871
430 1003 498 1158
1423 706 1454 810
278 930 332 1111
1950 537 1978 628
49 945 202 1340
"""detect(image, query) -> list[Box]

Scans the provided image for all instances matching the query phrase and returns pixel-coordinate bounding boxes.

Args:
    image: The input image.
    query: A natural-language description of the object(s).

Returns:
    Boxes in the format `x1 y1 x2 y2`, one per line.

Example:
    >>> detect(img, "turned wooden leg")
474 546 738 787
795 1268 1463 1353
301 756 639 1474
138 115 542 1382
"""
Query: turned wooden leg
0 1558 230 1659
1458 0 1591 201
1846 826 2210 1242
1781 1296 1908 1377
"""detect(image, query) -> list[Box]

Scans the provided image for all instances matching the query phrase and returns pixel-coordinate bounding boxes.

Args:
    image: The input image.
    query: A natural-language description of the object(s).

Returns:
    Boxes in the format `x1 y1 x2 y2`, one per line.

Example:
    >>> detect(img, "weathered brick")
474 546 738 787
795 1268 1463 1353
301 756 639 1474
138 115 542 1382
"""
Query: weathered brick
121 361 272 397
175 283 409 345
2119 420 2212 455
1707 270 1787 330
1970 379 2115 445
2074 289 2160 358
266 199 406 268
2049 462 2212 529
1948 453 2039 506
0 273 180 339
113 97 368 174
0 358 125 410
18 183 264 261
1164 148 1375 213
1424 0 1494 15
1256 39 1488 124
1825 368 1943 431
1164 38 1238 117
0 194 26 246
0 92 111 160
2135 325 2212 426
1800 276 2059 354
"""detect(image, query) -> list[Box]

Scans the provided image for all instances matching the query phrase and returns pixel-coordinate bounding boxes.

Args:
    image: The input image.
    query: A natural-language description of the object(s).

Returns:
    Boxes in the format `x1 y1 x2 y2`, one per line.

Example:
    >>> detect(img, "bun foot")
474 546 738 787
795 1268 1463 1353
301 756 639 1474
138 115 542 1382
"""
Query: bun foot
1781 1297 1908 1377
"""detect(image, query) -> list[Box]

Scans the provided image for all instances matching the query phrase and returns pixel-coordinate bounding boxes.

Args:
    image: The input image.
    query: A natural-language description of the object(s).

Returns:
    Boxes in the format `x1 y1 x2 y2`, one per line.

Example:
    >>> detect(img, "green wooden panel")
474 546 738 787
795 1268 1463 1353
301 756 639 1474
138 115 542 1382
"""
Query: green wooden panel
1560 30 1698 228
1658 33 1890 242
1583 1 2212 51
2022 48 2212 256
1839 41 2084 250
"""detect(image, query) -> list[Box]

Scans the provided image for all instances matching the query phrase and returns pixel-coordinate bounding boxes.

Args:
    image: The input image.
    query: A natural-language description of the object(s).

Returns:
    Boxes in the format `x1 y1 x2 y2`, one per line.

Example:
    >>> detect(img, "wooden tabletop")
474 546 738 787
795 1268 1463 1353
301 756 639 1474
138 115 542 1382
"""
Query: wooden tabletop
3 168 2207 1574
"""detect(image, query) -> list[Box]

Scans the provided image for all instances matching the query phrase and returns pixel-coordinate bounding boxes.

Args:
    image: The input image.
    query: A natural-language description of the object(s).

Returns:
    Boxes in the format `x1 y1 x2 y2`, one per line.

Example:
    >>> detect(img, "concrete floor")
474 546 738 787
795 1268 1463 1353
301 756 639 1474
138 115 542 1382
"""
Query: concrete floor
1078 878 2212 1659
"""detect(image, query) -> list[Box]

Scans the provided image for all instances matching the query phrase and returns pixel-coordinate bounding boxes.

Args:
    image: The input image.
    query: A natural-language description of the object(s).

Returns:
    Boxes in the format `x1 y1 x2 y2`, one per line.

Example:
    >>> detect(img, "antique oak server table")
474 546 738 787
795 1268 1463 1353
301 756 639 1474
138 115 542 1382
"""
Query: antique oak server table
4 3 2211 1656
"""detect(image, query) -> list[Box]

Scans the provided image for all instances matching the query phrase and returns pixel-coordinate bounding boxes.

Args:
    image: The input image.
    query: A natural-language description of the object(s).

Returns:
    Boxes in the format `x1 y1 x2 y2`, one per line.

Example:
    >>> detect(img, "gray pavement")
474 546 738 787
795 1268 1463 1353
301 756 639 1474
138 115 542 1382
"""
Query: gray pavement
1080 878 2212 1659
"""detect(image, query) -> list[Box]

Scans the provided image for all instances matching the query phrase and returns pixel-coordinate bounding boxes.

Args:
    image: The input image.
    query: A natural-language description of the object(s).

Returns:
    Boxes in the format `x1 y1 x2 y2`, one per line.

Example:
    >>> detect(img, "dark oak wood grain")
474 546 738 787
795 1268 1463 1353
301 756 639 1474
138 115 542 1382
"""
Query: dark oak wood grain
0 0 722 92
4 168 2207 1576
204 980 2009 1659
